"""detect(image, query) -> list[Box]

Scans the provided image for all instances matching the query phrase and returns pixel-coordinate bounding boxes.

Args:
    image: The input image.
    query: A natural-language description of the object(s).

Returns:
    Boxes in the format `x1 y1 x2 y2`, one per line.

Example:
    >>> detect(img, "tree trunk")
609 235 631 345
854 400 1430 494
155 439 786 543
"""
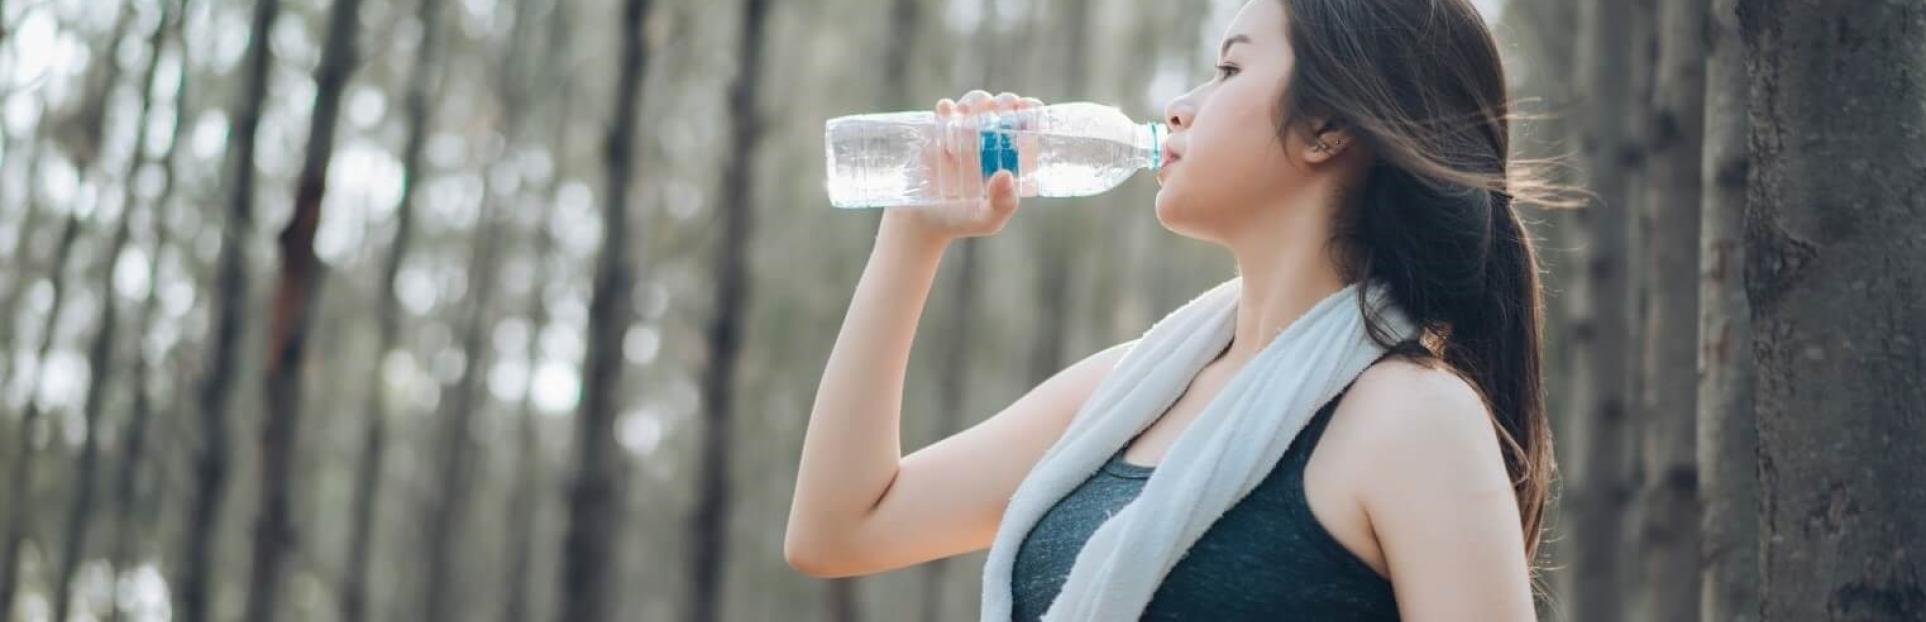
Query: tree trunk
1623 0 1657 422
59 0 136 169
0 131 49 384
1740 0 1926 619
109 6 192 620
1 7 138 603
178 0 278 617
53 0 177 617
421 0 532 617
1633 0 1705 618
0 95 54 622
1696 0 1757 619
0 211 81 620
340 0 444 620
1567 0 1643 618
501 3 569 622
687 2 770 621
422 161 505 622
558 0 652 617
243 0 361 617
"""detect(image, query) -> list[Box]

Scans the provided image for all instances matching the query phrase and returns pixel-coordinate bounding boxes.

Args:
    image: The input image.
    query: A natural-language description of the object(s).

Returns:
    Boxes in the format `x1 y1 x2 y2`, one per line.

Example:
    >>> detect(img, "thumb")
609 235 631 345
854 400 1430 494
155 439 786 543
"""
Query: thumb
987 170 1018 214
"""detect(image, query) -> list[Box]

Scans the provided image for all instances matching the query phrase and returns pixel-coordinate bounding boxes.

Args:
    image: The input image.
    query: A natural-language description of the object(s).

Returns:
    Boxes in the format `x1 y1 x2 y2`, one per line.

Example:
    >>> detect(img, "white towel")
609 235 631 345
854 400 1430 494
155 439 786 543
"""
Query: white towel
978 276 1419 621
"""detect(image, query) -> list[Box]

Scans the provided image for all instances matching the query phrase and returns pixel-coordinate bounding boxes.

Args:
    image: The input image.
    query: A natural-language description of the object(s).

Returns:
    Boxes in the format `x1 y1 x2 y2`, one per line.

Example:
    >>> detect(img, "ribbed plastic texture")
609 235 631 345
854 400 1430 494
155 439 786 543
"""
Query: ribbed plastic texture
824 101 1163 208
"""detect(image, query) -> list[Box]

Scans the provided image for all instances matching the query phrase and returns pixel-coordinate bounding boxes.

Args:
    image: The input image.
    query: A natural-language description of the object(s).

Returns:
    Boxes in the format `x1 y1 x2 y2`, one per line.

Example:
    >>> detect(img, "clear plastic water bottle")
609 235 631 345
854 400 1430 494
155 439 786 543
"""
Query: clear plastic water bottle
823 101 1166 208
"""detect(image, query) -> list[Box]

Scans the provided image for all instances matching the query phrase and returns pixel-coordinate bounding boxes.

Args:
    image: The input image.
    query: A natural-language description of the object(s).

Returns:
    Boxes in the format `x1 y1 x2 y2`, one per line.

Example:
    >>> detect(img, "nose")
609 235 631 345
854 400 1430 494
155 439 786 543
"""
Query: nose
1164 93 1195 130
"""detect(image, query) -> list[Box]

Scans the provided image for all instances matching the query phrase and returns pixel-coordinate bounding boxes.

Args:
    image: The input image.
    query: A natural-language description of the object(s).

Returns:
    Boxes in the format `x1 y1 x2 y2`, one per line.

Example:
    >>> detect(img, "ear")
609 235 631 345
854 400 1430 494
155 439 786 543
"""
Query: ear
1301 118 1357 164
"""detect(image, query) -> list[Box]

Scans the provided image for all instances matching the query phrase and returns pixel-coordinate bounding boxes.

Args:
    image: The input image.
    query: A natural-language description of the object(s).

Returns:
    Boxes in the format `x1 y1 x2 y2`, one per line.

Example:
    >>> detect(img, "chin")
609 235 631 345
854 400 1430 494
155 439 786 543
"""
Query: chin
1159 184 1264 247
1153 186 1213 242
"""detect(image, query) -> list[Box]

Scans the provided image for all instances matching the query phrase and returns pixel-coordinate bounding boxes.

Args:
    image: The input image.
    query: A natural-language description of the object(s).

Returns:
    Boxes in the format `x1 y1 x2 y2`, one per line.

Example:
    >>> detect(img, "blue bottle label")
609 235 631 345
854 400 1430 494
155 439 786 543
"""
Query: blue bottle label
978 117 1020 180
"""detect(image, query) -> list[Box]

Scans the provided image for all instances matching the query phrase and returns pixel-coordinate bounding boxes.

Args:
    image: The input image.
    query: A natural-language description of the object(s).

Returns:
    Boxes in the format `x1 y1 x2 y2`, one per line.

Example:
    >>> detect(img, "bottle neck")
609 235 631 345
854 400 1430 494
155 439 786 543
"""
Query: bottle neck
1139 121 1167 172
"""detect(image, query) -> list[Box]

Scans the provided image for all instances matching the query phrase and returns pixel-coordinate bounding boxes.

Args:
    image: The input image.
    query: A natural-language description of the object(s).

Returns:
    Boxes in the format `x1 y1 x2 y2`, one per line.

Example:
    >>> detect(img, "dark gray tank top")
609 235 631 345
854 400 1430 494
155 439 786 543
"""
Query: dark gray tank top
1009 382 1400 620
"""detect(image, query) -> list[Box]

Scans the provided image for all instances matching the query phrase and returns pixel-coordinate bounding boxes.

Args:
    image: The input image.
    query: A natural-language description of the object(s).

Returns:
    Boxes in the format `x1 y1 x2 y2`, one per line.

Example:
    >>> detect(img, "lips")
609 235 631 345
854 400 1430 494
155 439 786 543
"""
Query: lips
1157 143 1184 184
1155 137 1186 169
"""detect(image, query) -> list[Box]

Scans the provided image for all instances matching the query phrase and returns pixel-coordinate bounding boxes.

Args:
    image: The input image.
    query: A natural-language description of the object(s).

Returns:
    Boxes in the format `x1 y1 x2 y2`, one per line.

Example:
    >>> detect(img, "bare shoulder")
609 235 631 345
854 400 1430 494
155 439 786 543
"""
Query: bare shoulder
1327 355 1515 511
1329 356 1536 616
1333 356 1502 465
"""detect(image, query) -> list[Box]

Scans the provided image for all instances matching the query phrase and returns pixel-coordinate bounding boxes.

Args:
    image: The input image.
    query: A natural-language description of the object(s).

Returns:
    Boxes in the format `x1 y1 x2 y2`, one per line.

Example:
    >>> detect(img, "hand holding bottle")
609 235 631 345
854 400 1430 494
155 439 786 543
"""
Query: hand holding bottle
880 90 1043 242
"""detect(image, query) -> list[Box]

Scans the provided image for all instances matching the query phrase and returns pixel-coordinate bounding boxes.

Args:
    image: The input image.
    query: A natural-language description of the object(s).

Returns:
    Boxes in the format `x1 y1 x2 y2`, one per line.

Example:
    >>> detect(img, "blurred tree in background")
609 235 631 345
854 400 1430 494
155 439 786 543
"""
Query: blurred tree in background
0 0 1920 620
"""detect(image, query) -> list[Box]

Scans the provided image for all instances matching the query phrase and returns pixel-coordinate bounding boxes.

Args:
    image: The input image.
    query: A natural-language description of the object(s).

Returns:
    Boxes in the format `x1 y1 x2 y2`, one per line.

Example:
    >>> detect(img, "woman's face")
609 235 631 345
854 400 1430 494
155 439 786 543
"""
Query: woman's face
1155 0 1331 242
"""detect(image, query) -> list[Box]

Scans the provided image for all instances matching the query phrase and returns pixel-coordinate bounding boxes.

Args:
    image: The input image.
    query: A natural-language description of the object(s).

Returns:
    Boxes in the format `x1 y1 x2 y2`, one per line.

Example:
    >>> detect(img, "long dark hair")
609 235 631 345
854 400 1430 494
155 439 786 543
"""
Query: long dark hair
1274 0 1562 591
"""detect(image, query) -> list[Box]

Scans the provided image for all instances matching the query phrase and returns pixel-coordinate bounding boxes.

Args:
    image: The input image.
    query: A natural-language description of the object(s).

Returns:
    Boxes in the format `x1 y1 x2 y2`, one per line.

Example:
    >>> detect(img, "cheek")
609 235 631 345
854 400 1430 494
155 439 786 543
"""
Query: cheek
1214 113 1287 168
1154 103 1286 233
1194 93 1290 185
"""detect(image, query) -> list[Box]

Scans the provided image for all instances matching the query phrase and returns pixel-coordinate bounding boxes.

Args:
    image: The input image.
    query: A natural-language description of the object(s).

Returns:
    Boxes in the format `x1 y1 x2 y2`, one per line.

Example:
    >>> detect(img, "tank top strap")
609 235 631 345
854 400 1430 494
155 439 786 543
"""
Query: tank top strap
1285 340 1415 463
1284 389 1349 465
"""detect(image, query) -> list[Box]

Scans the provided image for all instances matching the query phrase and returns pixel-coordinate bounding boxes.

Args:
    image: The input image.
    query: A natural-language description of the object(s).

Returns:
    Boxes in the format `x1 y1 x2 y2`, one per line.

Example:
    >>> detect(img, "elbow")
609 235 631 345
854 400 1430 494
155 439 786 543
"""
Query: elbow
785 526 876 579
782 518 837 578
783 537 847 578
783 537 825 577
783 509 825 576
784 490 880 578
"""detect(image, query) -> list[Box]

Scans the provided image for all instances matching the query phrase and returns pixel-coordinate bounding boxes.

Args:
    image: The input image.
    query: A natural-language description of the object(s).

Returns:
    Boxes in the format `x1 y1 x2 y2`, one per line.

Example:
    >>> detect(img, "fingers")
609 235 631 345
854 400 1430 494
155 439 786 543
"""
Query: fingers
958 89 994 114
952 91 1038 113
986 169 1018 217
936 90 1033 207
960 90 1034 120
933 97 965 201
954 91 995 198
994 92 1019 112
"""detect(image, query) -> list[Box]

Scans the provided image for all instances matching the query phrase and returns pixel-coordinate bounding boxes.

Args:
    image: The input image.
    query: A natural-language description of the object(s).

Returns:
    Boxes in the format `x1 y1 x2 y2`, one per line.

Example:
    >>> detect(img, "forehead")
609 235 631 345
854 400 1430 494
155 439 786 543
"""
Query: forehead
1222 0 1285 52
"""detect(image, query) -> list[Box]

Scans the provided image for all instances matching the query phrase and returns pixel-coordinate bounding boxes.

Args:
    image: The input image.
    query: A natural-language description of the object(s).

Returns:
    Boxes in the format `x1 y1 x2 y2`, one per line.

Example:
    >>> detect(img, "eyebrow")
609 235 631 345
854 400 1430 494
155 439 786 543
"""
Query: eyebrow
1219 34 1251 57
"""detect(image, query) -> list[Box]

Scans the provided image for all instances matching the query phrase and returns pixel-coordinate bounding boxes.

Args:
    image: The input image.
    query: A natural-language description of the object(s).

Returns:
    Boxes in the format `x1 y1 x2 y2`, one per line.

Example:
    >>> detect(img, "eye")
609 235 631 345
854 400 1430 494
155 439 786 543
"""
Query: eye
1215 64 1240 79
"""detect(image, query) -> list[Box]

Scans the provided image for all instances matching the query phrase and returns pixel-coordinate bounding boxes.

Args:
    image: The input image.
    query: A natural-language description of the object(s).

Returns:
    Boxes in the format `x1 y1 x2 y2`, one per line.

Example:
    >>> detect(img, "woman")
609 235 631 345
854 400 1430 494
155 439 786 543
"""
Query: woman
786 0 1553 619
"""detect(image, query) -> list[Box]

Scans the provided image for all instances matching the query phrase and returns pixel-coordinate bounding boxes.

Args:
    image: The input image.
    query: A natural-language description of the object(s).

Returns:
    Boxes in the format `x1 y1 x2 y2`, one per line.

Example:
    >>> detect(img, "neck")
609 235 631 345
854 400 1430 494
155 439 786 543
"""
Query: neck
1219 197 1348 364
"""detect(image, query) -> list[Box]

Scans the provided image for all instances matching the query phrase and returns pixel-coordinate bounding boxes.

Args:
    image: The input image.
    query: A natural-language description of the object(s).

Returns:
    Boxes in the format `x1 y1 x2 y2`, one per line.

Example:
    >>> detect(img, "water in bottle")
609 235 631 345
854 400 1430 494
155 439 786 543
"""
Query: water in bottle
823 101 1166 208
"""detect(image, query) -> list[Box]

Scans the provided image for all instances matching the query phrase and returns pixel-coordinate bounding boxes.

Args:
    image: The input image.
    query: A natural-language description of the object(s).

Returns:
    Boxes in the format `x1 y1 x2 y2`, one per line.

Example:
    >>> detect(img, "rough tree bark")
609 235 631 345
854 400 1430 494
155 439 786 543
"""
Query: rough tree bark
1696 0 1757 619
1739 0 1926 619
243 0 363 616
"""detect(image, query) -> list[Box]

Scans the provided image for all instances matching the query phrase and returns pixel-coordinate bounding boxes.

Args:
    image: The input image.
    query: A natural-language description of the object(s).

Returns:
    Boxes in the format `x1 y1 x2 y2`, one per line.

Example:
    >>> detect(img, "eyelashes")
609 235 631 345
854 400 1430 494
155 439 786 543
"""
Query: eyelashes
1214 64 1240 79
